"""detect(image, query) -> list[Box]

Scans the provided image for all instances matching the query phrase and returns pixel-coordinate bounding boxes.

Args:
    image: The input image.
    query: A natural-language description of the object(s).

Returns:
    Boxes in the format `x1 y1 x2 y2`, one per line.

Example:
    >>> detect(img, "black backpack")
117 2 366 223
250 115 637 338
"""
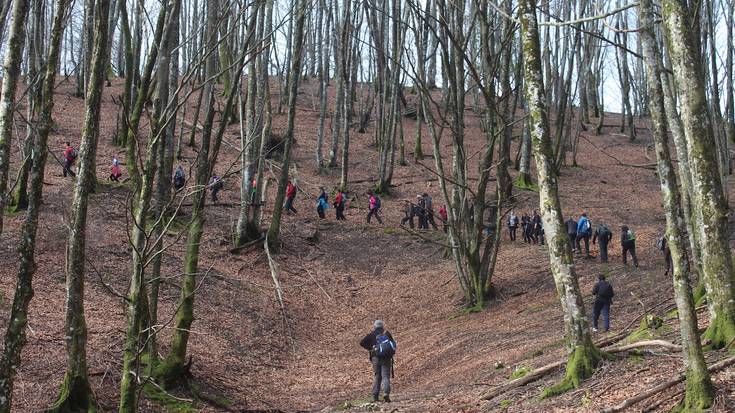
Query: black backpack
372 333 396 358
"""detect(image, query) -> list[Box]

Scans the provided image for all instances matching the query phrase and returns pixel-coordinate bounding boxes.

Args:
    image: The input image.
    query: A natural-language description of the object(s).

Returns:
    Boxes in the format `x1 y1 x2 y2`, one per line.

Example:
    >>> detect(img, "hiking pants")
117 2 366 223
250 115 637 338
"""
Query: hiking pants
568 233 577 249
508 226 517 241
284 196 297 214
622 242 639 267
336 206 346 220
317 206 325 219
400 215 415 229
664 248 673 274
367 208 383 224
592 301 610 331
211 187 220 202
599 239 609 262
426 211 438 230
576 233 590 255
63 159 73 177
371 357 391 397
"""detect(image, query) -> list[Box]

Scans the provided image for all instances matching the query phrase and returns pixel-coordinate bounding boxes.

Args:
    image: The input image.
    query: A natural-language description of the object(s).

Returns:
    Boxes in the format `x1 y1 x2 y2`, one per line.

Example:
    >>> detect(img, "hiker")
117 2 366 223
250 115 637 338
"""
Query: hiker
209 174 223 203
366 192 383 224
621 225 639 267
591 274 615 332
657 234 673 275
284 180 298 214
109 158 123 182
592 223 613 263
62 142 77 177
415 195 427 229
565 217 577 251
422 193 438 230
359 320 396 403
537 220 545 245
173 165 186 190
507 210 519 241
438 205 448 233
250 178 258 204
521 212 531 243
400 200 416 229
531 210 542 244
576 213 592 257
316 187 329 219
335 190 347 220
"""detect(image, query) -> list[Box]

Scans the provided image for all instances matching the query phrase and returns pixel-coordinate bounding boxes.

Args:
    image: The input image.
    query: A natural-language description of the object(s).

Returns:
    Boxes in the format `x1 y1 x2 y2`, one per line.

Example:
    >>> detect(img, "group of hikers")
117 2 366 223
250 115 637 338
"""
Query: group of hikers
507 210 642 267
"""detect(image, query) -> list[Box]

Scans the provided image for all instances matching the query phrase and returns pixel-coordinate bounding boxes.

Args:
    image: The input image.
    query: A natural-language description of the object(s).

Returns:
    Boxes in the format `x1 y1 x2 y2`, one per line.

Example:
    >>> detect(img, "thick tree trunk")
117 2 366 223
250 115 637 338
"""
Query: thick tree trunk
519 0 602 397
663 0 735 349
0 0 68 409
639 1 714 409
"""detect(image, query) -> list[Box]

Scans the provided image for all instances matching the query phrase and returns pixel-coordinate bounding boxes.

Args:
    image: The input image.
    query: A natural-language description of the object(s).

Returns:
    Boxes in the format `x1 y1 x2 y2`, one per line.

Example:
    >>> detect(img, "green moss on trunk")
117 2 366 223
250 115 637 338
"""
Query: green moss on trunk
540 344 604 399
702 311 735 350
46 373 97 413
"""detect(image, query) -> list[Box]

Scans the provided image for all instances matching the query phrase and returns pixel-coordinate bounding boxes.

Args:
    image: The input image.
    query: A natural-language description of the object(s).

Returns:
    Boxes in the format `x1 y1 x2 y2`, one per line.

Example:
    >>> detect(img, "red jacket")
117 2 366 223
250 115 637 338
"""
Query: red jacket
63 146 75 162
286 183 296 199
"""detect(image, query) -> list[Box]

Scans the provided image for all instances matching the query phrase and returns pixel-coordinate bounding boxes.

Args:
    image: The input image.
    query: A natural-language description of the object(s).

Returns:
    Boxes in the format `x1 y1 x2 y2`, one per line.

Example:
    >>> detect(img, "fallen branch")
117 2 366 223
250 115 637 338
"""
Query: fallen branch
229 236 264 254
264 234 297 356
306 269 332 301
580 134 657 170
602 354 735 413
480 340 682 401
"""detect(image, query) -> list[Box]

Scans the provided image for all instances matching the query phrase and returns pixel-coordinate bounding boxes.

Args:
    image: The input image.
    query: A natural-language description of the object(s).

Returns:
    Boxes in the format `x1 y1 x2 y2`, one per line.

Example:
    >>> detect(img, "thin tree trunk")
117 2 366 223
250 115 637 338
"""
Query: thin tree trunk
267 0 307 250
0 0 68 409
0 0 31 239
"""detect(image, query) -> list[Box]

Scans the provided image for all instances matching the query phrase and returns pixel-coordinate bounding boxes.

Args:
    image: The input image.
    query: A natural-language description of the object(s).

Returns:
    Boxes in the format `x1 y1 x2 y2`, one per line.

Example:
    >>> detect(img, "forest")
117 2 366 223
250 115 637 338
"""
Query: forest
0 0 734 411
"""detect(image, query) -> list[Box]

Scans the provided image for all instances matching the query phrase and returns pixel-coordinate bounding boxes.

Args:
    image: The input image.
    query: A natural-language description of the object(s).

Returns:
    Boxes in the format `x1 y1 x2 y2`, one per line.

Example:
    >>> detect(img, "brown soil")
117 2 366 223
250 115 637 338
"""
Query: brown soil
0 78 733 412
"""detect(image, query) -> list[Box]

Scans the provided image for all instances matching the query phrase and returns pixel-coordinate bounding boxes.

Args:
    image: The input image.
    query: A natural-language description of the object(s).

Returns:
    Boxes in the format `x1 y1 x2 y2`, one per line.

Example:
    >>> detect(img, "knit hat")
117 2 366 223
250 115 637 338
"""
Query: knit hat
374 320 384 329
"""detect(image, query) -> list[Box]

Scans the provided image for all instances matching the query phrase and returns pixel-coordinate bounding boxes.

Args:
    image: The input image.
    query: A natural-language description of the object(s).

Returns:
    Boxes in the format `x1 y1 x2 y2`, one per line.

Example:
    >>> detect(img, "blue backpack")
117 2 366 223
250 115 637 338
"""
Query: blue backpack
373 333 396 358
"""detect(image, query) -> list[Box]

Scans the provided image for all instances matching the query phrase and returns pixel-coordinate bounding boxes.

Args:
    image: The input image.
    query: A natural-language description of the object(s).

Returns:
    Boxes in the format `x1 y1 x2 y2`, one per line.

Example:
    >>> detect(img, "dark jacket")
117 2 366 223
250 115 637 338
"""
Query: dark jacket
593 225 613 244
360 328 395 358
565 219 577 235
592 280 615 304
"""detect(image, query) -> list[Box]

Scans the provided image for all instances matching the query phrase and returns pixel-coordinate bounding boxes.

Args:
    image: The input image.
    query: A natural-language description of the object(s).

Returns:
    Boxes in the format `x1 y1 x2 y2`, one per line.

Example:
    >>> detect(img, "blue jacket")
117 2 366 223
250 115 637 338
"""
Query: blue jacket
577 216 591 234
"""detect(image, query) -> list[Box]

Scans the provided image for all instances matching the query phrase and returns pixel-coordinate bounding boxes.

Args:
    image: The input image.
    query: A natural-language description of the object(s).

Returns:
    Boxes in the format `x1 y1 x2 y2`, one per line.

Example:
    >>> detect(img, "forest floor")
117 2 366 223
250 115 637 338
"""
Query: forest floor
1 78 734 412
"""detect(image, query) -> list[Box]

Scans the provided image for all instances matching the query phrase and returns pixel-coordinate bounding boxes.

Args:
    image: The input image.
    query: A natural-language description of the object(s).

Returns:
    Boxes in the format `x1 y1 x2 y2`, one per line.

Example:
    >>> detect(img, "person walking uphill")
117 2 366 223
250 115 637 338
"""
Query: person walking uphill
507 210 519 241
62 142 78 177
359 320 396 403
284 180 298 214
565 217 577 251
576 213 592 257
621 225 639 267
316 187 329 219
422 193 438 230
593 223 613 263
366 192 383 224
592 274 615 332
334 190 347 220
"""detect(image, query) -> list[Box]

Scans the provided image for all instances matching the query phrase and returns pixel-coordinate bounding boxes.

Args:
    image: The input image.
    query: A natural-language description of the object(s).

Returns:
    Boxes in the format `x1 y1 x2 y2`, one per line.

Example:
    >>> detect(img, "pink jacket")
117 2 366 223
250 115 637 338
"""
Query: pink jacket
369 195 377 210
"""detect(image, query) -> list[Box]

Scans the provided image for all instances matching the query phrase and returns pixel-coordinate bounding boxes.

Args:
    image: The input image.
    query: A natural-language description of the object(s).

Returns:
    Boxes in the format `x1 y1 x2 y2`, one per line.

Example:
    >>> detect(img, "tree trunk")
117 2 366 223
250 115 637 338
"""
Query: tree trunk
519 0 602 397
639 1 714 408
0 0 31 239
267 0 307 250
49 1 110 410
0 0 68 409
663 0 735 349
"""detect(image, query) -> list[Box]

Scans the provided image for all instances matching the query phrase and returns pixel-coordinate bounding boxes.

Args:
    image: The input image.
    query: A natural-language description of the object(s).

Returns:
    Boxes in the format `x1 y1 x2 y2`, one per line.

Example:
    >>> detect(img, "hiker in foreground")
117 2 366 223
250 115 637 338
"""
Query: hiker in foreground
521 212 532 243
657 233 673 275
621 225 639 267
591 274 614 332
400 200 417 228
593 222 613 263
366 192 383 224
62 142 78 177
359 320 396 403
422 193 438 230
565 216 577 251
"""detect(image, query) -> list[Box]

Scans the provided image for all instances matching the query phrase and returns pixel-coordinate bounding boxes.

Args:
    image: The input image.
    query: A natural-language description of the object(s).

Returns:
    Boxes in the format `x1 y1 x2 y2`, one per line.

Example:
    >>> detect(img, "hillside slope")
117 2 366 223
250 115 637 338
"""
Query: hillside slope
0 79 733 412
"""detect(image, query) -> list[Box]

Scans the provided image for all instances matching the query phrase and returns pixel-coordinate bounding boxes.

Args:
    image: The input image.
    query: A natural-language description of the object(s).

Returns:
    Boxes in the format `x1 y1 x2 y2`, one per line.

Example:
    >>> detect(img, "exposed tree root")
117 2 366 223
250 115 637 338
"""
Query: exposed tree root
46 373 97 413
601 354 735 413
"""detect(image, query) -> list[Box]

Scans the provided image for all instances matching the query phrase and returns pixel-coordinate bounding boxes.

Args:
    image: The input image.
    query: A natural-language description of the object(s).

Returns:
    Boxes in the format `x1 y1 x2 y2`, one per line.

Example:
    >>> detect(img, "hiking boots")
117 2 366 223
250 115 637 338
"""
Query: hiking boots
384 395 391 403
372 395 379 403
